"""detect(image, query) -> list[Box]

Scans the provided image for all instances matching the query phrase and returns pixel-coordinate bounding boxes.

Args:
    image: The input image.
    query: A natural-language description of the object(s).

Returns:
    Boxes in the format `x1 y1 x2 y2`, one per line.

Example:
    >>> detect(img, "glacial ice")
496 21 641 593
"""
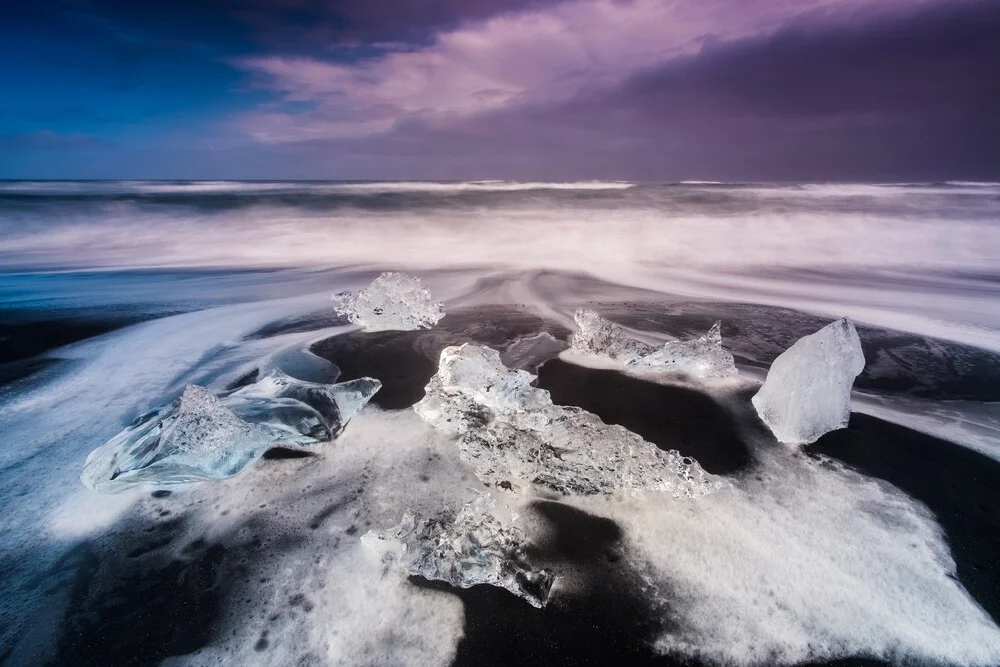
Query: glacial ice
630 321 738 379
361 494 555 607
81 370 381 492
571 309 737 379
571 308 655 363
414 343 727 497
752 317 865 445
332 272 445 332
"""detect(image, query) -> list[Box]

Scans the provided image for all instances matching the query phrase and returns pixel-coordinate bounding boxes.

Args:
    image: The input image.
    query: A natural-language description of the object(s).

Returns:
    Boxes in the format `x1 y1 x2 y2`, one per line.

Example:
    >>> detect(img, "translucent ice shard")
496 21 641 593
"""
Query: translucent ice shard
362 494 554 607
630 321 737 379
81 370 381 493
81 386 275 492
414 343 727 497
570 308 655 363
752 317 865 445
224 369 382 443
332 272 445 332
572 310 737 379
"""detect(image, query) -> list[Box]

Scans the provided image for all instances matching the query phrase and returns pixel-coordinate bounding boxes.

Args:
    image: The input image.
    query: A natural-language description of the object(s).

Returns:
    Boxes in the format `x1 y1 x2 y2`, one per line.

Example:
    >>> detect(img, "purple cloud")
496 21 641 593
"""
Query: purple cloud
232 0 934 142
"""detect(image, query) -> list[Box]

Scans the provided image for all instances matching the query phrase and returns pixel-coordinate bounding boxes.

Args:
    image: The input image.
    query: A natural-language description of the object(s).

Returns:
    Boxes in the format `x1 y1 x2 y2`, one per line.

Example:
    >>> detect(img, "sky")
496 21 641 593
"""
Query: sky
1 0 998 181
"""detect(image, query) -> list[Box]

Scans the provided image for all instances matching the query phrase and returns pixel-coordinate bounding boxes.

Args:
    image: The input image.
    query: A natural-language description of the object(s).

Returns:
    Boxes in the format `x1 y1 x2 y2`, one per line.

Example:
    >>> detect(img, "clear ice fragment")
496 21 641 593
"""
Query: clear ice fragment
332 272 445 332
414 343 727 497
630 321 737 379
570 308 655 363
751 317 865 445
224 369 381 443
362 494 554 607
81 370 381 493
572 310 737 379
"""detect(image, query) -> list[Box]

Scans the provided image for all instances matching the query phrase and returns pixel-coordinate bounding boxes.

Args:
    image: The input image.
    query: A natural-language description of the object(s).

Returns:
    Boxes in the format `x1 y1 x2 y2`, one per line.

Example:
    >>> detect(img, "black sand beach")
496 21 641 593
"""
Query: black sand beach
6 300 1000 667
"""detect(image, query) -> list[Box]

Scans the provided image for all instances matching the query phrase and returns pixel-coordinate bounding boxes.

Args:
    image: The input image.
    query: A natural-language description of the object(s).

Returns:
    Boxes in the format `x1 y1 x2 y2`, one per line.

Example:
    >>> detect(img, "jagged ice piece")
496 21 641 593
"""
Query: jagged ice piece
414 343 727 497
362 494 554 607
332 272 445 332
570 308 655 363
752 317 865 445
630 321 738 379
81 370 381 493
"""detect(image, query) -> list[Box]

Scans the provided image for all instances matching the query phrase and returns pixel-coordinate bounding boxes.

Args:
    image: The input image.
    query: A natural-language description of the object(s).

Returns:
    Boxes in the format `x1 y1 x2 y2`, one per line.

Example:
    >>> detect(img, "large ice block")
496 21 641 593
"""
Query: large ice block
81 370 381 493
414 343 727 497
751 317 865 445
332 272 445 332
361 494 554 607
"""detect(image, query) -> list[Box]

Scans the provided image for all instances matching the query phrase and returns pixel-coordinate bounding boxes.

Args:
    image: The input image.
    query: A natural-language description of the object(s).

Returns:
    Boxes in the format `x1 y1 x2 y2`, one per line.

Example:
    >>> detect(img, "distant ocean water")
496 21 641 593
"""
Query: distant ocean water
2 180 999 350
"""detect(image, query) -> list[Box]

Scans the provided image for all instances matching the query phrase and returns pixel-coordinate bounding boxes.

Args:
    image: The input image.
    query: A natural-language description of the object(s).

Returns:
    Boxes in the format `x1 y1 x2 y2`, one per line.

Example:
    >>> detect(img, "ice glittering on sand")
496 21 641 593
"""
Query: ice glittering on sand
752 317 865 445
414 343 727 497
332 272 445 332
81 370 381 492
571 309 737 379
362 494 555 608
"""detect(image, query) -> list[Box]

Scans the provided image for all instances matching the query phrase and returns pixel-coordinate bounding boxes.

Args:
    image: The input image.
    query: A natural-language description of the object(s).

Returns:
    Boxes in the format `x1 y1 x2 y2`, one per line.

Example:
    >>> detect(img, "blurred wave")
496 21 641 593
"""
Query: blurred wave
2 180 999 350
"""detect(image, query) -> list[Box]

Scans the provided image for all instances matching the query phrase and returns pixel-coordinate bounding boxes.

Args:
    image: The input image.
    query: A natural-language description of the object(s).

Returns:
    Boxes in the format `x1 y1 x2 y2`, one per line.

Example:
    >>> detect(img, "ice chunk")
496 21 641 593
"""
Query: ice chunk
570 308 655 363
414 344 552 435
752 317 865 445
414 343 727 497
224 369 382 443
362 494 554 607
80 386 274 492
81 370 381 493
630 321 737 379
332 272 444 332
572 310 737 379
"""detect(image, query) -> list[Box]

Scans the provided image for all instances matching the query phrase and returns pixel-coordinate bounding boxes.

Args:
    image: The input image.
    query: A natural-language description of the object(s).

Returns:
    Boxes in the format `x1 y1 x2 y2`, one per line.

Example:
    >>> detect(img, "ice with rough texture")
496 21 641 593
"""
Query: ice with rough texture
332 272 445 332
752 317 865 445
631 321 738 379
81 370 381 492
414 343 727 497
571 308 655 363
572 309 737 379
362 494 554 607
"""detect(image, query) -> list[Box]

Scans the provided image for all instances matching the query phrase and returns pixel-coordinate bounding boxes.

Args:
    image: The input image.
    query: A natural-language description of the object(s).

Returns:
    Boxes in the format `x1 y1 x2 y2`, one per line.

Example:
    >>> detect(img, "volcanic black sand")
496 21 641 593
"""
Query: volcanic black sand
0 310 165 387
25 302 1000 667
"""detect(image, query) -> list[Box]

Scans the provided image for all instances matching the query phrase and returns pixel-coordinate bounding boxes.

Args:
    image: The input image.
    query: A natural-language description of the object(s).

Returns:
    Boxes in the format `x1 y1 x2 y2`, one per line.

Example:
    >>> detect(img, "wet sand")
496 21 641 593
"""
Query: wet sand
0 311 160 386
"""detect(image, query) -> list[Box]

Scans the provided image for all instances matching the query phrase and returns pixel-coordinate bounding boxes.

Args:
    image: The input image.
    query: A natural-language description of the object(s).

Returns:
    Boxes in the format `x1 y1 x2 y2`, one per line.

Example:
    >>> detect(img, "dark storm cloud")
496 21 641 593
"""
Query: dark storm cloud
32 0 566 53
221 0 569 50
317 0 1000 181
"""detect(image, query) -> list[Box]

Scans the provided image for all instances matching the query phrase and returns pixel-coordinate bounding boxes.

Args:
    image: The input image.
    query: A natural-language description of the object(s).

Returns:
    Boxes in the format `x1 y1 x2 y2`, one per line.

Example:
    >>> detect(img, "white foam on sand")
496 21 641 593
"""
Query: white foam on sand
564 446 1000 666
156 407 475 667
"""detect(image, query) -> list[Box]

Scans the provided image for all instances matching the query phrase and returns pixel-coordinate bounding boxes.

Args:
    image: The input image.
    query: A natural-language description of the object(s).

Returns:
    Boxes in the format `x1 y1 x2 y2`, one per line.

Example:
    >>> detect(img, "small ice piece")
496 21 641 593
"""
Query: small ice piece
81 371 381 493
752 317 865 445
362 494 554 607
414 343 727 497
570 308 655 363
414 344 552 435
572 310 737 379
630 321 737 379
332 272 445 332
